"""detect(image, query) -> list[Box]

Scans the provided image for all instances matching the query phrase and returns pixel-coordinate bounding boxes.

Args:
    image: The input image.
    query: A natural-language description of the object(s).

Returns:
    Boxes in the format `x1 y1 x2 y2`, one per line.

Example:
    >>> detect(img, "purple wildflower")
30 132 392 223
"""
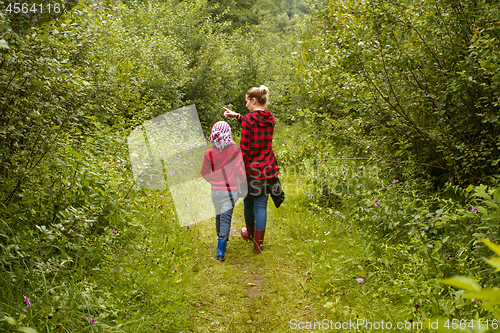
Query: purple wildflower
88 317 96 325
111 229 116 235
356 278 364 284
392 179 399 184
305 279 309 283
374 199 379 207
342 171 345 175
119 248 124 253
310 195 314 199
159 195 163 198
473 299 476 303
197 303 201 307
338 152 341 155
23 295 32 307
174 268 178 272
471 206 478 214
340 292 344 296
185 203 189 207
305 271 310 276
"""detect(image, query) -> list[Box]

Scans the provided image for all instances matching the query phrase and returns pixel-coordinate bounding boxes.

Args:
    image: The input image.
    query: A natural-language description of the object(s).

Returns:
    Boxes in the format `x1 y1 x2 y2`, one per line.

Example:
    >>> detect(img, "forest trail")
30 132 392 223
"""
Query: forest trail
184 198 324 332
179 187 375 333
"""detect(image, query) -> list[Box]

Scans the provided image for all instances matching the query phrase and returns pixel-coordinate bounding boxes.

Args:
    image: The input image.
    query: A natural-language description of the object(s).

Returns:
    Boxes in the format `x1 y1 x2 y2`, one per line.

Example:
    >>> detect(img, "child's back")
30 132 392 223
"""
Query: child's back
200 121 245 261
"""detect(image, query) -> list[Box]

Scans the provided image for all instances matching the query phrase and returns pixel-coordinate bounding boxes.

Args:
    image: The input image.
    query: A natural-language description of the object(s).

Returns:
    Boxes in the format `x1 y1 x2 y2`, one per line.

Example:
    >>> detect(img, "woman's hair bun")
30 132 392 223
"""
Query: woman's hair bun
259 85 269 95
247 85 269 106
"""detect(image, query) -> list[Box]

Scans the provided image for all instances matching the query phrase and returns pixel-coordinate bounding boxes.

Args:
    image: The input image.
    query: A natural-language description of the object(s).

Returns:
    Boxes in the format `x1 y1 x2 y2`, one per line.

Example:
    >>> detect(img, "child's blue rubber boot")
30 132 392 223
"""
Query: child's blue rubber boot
216 237 227 261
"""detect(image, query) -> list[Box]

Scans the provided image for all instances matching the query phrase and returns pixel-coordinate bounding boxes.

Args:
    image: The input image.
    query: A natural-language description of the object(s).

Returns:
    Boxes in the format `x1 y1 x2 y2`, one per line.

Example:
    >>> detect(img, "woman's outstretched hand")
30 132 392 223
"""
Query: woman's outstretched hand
223 107 238 118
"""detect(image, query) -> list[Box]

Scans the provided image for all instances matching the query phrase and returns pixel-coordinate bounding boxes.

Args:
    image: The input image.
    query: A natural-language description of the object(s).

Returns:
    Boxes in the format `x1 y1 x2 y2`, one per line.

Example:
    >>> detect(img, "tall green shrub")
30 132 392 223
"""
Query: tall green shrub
295 0 500 184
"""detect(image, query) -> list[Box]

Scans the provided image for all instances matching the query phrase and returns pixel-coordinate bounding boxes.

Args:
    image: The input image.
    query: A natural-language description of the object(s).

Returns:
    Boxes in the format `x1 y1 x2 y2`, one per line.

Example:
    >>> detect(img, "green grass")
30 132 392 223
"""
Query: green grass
0 173 468 332
156 174 417 332
4 122 492 332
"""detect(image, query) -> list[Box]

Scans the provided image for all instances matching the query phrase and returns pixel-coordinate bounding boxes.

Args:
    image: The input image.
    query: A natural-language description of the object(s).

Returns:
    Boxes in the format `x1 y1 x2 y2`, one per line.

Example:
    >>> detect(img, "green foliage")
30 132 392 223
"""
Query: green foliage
206 0 308 31
436 239 500 332
182 23 300 132
0 0 300 329
295 0 500 184
274 120 500 322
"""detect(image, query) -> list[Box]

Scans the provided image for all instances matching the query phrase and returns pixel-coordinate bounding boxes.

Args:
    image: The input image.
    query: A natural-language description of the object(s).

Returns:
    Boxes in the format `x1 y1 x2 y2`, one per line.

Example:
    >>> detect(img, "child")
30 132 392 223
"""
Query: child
201 121 246 261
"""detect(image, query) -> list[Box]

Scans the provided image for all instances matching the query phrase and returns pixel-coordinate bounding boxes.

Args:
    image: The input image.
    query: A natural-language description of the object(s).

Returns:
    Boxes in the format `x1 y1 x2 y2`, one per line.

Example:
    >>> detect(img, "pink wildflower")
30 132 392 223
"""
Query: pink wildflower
23 295 32 307
356 278 364 284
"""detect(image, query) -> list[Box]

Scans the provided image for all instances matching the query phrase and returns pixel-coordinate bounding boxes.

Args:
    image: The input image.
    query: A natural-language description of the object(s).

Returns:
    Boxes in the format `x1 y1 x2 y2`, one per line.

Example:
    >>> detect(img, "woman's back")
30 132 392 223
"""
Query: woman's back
239 109 279 180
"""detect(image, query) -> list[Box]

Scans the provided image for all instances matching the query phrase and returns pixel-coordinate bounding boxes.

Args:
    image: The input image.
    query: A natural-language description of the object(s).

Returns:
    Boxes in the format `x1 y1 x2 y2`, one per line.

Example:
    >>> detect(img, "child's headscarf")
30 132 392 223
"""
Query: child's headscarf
208 121 235 152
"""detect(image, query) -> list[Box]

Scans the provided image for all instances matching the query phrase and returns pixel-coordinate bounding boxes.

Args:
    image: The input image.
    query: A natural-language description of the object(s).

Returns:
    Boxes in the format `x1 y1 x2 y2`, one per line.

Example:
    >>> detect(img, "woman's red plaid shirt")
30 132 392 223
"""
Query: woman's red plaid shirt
238 109 280 180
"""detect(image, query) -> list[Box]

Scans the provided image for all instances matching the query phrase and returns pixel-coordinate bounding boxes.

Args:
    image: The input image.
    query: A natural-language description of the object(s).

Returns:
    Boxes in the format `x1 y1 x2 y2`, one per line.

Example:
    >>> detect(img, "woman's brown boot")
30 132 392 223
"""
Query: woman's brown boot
254 229 265 254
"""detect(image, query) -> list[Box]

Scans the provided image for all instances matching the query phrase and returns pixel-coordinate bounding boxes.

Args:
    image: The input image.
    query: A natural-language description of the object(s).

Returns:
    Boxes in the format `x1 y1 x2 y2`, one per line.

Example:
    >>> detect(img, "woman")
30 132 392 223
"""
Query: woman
223 85 279 254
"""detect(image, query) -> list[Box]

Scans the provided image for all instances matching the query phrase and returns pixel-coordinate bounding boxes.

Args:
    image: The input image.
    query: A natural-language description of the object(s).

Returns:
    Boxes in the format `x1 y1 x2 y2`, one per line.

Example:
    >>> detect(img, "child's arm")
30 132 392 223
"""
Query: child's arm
200 154 213 182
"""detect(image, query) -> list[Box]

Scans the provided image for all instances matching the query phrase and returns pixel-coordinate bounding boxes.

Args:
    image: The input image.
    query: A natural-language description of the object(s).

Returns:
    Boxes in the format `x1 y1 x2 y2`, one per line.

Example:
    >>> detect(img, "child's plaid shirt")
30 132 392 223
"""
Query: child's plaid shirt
237 109 279 180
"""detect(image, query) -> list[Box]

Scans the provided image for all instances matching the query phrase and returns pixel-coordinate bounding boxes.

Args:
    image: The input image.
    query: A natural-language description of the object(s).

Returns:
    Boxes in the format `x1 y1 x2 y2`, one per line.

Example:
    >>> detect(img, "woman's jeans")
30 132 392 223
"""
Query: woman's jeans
211 190 236 240
243 194 269 231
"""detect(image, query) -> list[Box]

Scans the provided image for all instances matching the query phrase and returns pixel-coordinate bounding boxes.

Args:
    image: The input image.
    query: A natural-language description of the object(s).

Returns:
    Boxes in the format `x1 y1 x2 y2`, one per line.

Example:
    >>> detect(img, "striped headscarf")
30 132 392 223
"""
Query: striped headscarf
208 121 235 152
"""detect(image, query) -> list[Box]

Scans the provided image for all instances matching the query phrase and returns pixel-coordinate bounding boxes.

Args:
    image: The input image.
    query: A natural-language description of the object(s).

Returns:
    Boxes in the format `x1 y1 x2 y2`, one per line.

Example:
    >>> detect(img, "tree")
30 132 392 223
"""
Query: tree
295 0 500 184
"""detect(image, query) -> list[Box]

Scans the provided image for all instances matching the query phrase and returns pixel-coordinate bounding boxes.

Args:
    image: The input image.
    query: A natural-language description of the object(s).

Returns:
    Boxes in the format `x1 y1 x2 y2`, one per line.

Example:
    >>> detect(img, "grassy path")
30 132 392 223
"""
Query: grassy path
176 186 409 332
108 170 418 332
183 201 310 332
